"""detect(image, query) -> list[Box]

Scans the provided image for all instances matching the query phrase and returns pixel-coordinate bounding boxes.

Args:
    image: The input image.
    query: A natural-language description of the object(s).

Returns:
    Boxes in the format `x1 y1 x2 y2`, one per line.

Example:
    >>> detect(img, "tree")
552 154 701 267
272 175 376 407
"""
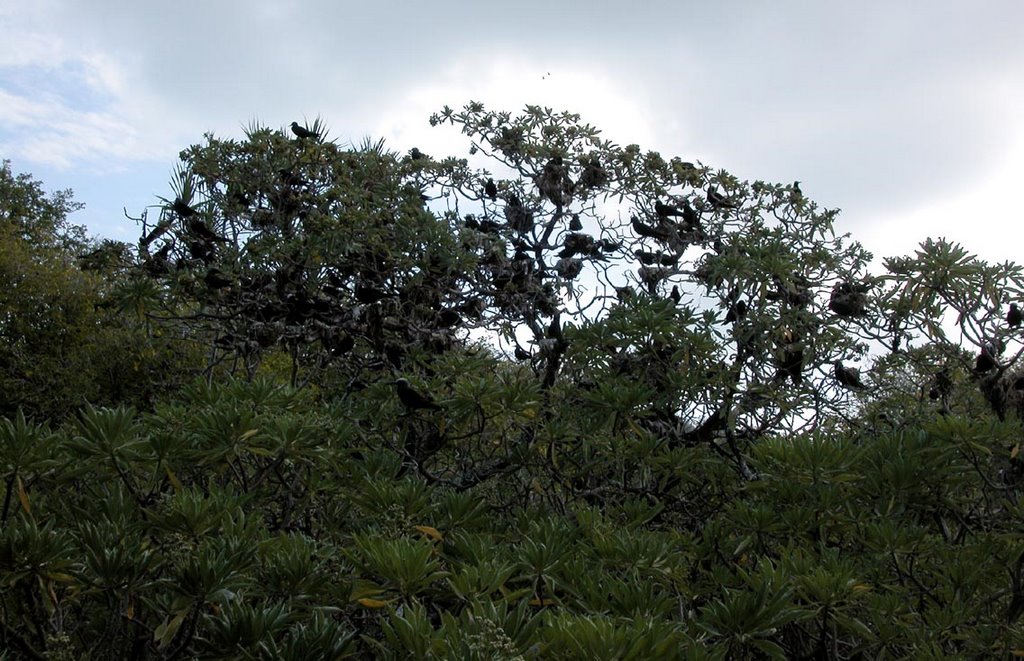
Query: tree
138 125 484 390
4 109 1024 660
0 161 196 419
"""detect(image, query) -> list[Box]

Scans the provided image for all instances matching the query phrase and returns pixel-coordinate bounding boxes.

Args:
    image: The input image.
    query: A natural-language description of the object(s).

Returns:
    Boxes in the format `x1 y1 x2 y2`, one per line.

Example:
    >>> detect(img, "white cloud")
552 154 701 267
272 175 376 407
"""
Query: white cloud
367 54 657 157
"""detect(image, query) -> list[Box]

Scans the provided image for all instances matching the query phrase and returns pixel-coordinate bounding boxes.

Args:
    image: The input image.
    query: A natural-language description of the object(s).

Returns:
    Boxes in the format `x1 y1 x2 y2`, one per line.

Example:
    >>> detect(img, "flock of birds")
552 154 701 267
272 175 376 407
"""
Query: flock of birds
130 120 1022 414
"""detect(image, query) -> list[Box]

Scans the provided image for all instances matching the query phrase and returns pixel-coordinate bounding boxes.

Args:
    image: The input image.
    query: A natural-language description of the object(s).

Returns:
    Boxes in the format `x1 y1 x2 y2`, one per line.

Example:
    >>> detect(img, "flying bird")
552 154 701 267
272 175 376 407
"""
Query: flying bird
290 122 318 139
834 361 866 390
393 378 442 410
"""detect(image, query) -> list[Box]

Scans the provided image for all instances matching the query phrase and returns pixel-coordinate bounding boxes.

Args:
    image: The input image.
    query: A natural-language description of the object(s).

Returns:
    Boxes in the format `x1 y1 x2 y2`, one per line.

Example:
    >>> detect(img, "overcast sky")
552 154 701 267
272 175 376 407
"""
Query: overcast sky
2 1 1023 267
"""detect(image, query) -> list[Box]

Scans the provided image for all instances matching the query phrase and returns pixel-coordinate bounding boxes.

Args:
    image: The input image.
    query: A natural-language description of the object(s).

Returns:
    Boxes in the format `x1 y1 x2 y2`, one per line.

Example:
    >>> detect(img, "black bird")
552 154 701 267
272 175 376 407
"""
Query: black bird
634 249 662 265
187 218 229 243
484 178 498 200
569 214 583 231
504 194 534 233
290 122 318 139
171 198 198 218
830 281 868 317
654 200 685 219
770 274 813 308
777 348 804 385
536 157 572 206
514 346 532 361
834 361 866 390
682 200 700 230
409 147 425 160
555 257 583 280
631 215 672 242
1008 303 1022 328
669 285 681 304
790 181 803 204
775 328 803 385
706 187 738 210
724 300 747 323
436 308 462 328
203 268 233 289
325 333 355 356
144 242 173 275
974 349 998 373
393 378 442 410
355 282 388 305
578 155 609 190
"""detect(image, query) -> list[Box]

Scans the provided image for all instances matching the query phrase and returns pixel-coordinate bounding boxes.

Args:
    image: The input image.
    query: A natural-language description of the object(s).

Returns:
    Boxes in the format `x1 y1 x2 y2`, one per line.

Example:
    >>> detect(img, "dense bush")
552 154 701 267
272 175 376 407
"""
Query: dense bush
2 106 1024 658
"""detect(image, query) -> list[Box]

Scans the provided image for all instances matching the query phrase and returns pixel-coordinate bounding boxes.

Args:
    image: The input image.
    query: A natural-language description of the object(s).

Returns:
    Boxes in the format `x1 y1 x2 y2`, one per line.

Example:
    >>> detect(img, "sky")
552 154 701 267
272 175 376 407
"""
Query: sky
2 1 1023 268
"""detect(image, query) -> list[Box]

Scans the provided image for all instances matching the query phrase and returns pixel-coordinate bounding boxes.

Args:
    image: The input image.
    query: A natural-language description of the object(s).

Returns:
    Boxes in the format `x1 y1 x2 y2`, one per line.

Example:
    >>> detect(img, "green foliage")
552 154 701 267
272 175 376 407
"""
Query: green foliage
0 162 198 420
5 107 1024 658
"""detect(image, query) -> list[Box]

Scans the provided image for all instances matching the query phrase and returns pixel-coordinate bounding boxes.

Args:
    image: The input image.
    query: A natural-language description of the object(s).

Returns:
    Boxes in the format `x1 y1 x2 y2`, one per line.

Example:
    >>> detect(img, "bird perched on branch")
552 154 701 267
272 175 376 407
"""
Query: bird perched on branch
171 198 198 218
290 122 318 139
706 186 738 210
654 200 685 219
484 178 498 200
535 156 573 206
504 194 534 234
829 281 868 317
774 327 804 385
1008 303 1022 328
724 300 747 323
631 215 672 242
393 378 442 410
834 361 866 390
187 218 229 243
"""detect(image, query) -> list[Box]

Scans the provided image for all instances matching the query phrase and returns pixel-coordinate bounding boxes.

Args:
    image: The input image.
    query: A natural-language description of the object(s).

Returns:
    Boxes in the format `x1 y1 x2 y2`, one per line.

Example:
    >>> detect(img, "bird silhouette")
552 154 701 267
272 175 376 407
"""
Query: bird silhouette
484 178 498 200
1008 303 1022 328
171 198 198 218
830 282 868 317
290 122 318 139
536 157 572 206
187 219 229 243
578 155 608 190
834 361 866 390
569 214 583 231
974 349 998 373
706 187 738 210
631 215 672 242
654 200 685 219
393 378 442 410
504 194 534 234
203 268 233 289
724 300 747 323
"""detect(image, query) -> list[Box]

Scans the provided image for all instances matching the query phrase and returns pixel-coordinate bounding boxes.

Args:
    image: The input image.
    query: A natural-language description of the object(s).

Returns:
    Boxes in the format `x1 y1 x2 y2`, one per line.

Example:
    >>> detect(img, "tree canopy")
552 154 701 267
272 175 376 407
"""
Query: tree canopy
1 106 1023 659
